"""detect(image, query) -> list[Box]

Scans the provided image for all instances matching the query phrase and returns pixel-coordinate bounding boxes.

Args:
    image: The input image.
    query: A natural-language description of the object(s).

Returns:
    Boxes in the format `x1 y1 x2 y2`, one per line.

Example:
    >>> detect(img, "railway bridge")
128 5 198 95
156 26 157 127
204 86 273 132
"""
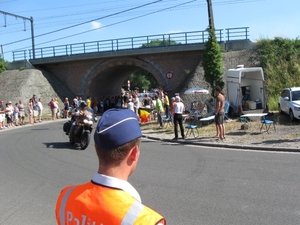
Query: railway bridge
11 27 253 97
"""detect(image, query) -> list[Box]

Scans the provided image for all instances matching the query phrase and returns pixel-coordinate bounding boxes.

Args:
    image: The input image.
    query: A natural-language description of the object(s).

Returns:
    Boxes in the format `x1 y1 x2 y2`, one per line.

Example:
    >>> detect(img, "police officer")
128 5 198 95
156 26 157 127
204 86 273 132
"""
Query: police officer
56 108 166 225
68 101 87 138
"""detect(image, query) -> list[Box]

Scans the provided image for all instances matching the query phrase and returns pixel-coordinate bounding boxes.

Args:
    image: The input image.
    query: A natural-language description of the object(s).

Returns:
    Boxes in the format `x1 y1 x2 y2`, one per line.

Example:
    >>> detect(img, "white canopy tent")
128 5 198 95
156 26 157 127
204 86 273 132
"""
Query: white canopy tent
184 87 210 95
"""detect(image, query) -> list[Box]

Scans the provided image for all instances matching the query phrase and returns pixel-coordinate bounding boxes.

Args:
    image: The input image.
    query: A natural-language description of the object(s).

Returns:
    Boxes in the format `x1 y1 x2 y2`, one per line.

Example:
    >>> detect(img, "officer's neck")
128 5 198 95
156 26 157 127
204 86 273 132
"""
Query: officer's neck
98 166 131 181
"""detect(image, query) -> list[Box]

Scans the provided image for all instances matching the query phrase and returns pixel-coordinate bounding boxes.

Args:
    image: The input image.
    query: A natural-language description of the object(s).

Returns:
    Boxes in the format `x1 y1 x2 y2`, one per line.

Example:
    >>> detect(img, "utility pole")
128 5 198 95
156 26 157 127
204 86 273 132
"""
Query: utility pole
0 10 35 59
206 0 215 30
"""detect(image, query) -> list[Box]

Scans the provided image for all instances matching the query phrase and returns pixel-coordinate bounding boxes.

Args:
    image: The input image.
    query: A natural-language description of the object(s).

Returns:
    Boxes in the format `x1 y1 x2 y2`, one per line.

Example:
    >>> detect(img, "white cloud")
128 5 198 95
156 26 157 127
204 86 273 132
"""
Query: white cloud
91 21 102 29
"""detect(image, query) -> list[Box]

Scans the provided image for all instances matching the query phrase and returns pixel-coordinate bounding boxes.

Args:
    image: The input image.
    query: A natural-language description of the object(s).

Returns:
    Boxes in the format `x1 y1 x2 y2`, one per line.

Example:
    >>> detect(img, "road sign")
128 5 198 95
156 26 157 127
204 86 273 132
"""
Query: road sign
166 71 173 79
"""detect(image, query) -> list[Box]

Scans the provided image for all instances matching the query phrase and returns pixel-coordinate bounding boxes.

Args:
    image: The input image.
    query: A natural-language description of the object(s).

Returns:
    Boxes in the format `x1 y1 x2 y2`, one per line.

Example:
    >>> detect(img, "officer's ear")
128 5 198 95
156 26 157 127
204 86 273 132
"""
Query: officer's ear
129 145 139 161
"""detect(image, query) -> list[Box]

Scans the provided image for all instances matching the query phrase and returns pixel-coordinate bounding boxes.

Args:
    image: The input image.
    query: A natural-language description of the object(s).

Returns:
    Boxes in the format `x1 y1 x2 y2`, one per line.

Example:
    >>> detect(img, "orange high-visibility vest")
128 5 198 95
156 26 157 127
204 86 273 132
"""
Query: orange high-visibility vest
56 182 166 225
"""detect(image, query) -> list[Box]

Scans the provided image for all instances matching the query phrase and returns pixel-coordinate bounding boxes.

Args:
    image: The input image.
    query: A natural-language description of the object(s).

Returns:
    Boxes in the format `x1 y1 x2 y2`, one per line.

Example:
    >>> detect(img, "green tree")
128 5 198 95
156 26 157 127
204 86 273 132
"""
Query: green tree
201 28 224 92
123 69 159 91
0 55 7 73
141 39 179 48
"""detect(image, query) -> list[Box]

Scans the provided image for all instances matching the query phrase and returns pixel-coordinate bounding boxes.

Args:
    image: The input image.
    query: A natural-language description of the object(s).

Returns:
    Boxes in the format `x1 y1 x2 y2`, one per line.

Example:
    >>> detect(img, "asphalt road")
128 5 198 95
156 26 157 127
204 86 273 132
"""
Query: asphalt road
0 120 300 225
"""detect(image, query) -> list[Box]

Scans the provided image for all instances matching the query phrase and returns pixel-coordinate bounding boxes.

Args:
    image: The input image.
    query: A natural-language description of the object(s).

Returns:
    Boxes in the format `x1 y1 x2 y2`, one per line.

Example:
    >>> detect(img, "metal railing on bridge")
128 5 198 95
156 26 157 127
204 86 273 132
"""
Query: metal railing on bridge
12 27 249 61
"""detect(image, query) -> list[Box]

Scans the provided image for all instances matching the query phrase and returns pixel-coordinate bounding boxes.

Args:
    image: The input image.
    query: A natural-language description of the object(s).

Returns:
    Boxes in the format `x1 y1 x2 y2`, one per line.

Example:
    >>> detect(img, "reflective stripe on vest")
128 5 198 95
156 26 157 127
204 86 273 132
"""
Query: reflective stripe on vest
59 186 144 225
121 200 144 225
59 186 75 225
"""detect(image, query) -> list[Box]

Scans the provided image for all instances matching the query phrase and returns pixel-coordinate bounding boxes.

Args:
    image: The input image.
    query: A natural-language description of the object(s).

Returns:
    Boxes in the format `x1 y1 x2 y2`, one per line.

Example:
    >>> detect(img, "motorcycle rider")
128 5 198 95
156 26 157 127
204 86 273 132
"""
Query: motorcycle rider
68 101 89 139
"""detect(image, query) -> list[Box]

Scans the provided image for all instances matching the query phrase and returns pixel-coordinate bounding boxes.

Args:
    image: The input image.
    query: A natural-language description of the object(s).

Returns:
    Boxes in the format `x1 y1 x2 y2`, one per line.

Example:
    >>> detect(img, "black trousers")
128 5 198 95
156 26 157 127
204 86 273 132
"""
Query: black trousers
157 112 163 127
165 105 169 117
174 113 184 138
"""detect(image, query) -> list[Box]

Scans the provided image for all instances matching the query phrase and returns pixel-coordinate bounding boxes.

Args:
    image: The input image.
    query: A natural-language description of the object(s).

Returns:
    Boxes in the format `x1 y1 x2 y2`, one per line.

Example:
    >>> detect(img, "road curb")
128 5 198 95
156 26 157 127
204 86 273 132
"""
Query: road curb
2 120 299 153
142 134 300 153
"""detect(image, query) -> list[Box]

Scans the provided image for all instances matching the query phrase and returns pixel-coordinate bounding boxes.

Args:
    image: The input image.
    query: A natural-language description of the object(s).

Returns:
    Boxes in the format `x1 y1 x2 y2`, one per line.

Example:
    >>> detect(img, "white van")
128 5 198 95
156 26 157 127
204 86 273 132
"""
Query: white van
226 65 266 116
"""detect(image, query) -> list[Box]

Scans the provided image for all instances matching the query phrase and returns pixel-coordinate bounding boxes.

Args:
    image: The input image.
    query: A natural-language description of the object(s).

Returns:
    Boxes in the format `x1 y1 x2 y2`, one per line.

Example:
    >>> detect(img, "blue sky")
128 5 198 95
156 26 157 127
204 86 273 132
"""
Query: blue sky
1 0 299 62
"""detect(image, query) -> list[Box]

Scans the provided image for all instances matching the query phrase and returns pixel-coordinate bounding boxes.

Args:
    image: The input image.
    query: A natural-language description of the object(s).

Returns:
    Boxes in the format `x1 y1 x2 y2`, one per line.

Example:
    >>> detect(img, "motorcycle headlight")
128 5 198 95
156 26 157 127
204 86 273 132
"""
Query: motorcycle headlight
88 121 93 125
83 119 88 124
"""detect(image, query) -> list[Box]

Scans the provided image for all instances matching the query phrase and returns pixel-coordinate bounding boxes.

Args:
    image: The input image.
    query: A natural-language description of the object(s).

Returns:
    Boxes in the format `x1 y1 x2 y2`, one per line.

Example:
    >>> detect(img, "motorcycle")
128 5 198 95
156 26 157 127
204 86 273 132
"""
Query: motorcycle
63 107 97 150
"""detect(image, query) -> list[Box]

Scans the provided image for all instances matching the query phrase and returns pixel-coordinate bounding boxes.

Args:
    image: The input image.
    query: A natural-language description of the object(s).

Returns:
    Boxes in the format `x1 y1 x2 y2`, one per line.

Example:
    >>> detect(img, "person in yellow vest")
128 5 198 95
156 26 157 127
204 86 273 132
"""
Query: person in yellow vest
55 108 166 225
164 91 170 118
86 96 92 108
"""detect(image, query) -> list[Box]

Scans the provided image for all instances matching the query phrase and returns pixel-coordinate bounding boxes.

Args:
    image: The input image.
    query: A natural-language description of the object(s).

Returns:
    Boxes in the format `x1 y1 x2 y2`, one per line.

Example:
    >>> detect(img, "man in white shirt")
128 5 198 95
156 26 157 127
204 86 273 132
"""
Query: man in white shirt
173 96 185 140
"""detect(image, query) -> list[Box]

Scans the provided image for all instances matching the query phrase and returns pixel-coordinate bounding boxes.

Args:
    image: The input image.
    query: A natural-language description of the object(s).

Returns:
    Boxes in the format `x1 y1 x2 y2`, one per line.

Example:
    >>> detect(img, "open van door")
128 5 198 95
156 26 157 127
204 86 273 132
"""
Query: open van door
226 65 265 116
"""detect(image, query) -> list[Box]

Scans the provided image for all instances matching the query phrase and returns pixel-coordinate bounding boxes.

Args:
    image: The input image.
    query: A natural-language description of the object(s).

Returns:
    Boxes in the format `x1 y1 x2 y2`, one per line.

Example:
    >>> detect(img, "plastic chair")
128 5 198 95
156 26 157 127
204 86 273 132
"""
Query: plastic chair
239 116 250 123
162 114 172 128
260 112 276 133
224 100 230 120
185 115 199 138
239 114 251 129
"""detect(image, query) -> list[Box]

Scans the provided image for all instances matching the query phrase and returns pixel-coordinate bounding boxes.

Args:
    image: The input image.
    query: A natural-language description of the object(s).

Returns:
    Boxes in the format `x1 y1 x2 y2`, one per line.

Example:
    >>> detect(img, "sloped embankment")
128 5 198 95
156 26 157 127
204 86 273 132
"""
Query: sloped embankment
0 69 74 114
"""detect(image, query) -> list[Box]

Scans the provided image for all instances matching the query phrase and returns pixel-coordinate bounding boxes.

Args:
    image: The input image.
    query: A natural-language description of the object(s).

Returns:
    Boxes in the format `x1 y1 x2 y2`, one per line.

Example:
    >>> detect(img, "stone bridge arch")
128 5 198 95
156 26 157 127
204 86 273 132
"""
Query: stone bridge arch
82 57 169 97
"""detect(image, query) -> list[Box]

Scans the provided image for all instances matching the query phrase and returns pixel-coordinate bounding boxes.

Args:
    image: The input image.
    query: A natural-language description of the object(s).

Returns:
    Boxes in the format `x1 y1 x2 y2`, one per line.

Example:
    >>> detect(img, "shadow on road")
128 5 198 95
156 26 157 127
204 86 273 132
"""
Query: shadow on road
43 142 82 150
257 138 300 145
30 128 50 131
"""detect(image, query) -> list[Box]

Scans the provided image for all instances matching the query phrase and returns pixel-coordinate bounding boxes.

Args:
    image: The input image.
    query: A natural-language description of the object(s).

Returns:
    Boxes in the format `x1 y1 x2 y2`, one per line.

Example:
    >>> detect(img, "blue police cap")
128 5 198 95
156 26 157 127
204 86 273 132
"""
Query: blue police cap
94 108 142 150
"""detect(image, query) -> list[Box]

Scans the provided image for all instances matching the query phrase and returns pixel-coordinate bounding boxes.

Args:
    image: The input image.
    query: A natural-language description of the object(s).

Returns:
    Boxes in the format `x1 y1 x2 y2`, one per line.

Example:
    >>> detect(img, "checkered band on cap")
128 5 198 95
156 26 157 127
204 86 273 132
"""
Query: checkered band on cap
94 108 142 150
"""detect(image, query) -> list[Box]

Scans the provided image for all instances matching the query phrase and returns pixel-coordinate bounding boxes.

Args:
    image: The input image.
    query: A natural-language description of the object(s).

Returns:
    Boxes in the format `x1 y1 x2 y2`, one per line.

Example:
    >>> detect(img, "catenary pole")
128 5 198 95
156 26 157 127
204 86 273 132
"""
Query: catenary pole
0 10 35 59
1 45 3 59
206 0 215 30
30 17 35 59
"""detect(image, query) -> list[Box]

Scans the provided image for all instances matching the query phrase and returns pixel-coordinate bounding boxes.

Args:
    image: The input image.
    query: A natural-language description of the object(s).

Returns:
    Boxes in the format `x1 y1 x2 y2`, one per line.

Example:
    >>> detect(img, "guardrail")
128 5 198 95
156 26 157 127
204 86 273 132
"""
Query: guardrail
225 27 249 41
12 27 249 61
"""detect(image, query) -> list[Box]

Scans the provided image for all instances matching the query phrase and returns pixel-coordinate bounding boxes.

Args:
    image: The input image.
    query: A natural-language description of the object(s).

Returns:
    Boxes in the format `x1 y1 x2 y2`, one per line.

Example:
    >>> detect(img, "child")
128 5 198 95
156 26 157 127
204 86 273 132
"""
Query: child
13 103 19 126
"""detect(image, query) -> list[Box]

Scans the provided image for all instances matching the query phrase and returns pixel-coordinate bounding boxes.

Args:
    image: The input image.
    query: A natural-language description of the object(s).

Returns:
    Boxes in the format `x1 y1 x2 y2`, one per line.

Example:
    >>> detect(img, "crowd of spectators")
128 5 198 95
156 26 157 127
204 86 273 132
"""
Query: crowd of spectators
0 94 45 130
0 87 178 130
62 87 173 120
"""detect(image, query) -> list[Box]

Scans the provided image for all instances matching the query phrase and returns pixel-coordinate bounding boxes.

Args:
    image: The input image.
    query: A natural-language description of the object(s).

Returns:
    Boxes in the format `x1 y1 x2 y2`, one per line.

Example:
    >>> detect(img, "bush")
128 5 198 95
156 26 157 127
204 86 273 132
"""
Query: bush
267 95 280 111
257 38 300 100
0 56 7 73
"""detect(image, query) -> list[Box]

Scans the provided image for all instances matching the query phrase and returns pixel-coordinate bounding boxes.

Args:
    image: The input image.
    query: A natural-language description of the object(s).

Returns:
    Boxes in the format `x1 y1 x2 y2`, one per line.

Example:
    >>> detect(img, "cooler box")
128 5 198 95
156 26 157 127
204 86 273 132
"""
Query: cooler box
248 101 256 110
256 101 262 109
